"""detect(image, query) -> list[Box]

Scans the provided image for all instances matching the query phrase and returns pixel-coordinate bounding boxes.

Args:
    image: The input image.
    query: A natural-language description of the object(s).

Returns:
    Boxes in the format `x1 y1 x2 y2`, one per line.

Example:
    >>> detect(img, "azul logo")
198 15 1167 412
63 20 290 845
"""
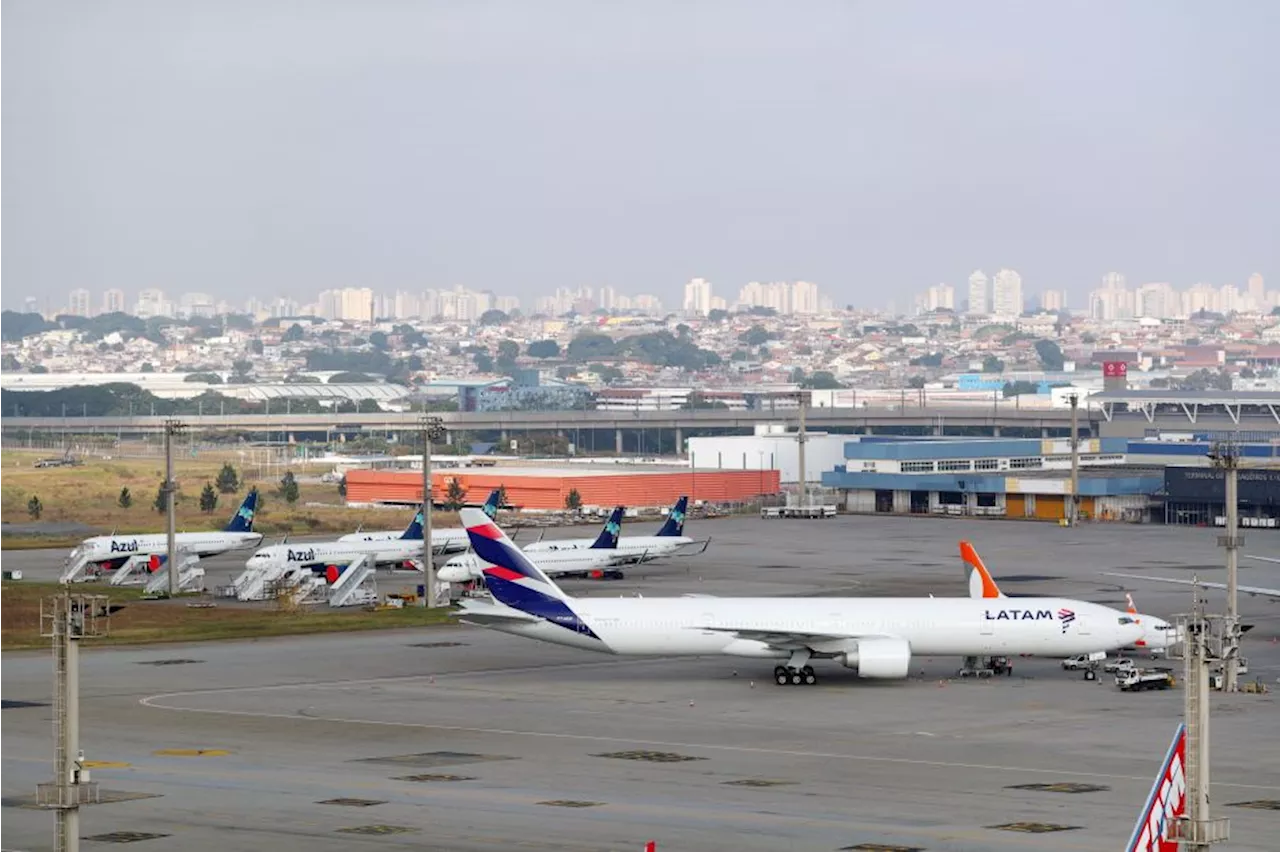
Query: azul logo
670 509 685 524
237 504 255 520
110 540 140 553
1058 608 1077 634
604 521 620 536
287 548 316 562
984 608 1054 621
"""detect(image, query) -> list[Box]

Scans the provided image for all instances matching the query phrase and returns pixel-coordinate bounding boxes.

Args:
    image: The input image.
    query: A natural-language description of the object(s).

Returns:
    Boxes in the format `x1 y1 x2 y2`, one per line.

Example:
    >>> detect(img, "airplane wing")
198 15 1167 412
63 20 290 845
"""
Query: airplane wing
454 600 542 626
693 625 889 650
1103 572 1280 602
1246 555 1280 565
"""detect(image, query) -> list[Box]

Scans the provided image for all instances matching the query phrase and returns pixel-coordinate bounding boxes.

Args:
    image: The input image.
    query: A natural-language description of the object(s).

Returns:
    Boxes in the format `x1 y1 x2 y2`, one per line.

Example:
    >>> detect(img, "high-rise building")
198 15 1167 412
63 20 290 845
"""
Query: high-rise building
1136 282 1175 319
67 289 92 317
991 269 1022 316
1040 290 1066 312
683 278 713 316
1247 272 1265 311
101 289 126 314
393 291 420 319
790 281 820 314
924 283 955 312
1181 284 1219 316
1220 284 1242 314
966 270 988 315
633 294 663 313
134 289 170 318
180 292 216 318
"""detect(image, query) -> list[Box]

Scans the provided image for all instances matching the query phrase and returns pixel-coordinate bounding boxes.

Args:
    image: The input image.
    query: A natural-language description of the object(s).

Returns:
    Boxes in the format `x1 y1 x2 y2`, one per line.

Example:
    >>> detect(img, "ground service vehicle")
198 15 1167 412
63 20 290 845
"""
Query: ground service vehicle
1117 667 1175 691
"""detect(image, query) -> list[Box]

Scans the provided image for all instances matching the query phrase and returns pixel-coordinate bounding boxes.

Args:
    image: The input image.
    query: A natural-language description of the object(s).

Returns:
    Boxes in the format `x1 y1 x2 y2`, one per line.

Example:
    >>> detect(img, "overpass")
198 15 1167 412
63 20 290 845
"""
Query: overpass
1 404 1092 450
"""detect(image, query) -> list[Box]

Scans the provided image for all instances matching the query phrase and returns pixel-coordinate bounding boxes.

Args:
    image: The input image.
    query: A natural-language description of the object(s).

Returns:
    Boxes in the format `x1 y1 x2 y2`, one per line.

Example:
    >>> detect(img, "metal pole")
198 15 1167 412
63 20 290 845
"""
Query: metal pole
797 391 808 507
419 416 444 608
1068 394 1080 527
1223 448 1240 692
165 421 178 596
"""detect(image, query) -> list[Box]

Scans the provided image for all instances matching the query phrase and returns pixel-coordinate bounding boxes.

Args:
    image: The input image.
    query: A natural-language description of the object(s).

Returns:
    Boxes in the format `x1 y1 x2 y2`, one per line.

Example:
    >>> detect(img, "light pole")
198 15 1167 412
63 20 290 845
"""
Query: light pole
1209 441 1242 692
163 419 186 596
419 415 447 608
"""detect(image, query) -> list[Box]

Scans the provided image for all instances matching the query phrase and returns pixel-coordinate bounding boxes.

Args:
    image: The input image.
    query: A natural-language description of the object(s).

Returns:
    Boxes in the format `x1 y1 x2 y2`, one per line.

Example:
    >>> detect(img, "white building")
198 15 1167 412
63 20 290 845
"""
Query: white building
1136 282 1176 319
101 289 126 314
67 289 92 317
1040 289 1066 312
991 269 1023 316
686 429 849 486
134 289 171 318
683 278 713 316
966 270 988 315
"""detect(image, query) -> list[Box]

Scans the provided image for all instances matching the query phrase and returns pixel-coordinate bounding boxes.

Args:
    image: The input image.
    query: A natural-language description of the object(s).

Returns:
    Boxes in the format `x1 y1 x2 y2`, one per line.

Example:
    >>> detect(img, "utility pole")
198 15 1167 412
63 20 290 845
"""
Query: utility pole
1067 393 1080 527
419 415 446 608
1208 441 1242 692
1171 597 1231 849
796 390 808 508
39 592 110 852
163 419 186 596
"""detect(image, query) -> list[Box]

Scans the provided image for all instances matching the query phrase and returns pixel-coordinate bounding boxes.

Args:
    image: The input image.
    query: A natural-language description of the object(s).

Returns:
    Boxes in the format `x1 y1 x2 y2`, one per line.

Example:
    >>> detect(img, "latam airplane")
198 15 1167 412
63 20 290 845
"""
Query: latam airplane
1105 554 1280 603
438 506 626 583
1126 724 1188 852
62 490 261 579
521 496 701 565
453 509 1144 686
337 489 502 553
959 541 1179 654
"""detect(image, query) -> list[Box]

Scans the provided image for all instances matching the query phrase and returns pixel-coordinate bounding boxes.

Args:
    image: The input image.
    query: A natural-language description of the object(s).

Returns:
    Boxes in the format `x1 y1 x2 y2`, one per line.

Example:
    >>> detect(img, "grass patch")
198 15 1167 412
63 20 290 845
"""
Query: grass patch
1 450 459 548
1 581 456 650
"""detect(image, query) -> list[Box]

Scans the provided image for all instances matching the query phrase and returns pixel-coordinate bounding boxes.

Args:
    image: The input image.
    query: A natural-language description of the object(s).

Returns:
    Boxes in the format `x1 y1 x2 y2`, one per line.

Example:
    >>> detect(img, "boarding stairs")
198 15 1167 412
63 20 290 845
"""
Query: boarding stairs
327 556 378 608
109 554 158 586
143 553 205 594
59 546 97 584
265 568 327 608
232 558 294 602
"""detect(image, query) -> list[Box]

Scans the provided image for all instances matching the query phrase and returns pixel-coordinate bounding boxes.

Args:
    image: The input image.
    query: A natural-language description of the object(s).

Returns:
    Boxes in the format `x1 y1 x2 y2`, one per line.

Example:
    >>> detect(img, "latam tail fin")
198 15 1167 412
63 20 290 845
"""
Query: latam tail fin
960 541 1004 599
1125 724 1187 852
224 489 259 533
400 505 426 540
656 496 688 537
591 506 625 549
461 509 570 604
481 489 502 519
1126 593 1139 615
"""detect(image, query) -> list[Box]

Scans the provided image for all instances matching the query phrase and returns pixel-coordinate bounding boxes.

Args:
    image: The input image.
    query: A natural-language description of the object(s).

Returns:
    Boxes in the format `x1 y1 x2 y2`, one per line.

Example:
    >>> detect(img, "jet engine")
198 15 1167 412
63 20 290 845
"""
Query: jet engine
838 637 911 678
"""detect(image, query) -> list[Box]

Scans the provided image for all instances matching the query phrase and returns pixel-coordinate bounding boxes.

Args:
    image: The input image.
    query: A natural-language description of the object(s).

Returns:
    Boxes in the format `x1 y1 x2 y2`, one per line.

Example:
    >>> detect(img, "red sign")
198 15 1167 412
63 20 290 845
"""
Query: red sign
1104 361 1128 378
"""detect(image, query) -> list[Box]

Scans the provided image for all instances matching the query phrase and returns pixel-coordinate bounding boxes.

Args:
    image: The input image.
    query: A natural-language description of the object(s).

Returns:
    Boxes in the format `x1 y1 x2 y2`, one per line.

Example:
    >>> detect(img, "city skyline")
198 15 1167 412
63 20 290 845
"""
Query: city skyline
4 3 1277 310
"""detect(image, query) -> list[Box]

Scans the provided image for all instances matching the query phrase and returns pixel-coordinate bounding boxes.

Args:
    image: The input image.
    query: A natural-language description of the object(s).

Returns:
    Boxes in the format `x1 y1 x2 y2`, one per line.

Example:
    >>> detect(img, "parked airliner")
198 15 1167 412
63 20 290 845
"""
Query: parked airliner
960 541 1179 654
453 509 1145 685
244 504 459 572
337 489 501 553
521 496 701 564
438 506 625 583
61 491 261 580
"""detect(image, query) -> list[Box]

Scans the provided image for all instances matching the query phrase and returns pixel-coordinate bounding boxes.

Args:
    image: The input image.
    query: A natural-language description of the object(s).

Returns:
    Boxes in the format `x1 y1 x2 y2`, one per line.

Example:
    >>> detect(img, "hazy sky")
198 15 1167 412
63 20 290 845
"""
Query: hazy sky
4 1 1278 311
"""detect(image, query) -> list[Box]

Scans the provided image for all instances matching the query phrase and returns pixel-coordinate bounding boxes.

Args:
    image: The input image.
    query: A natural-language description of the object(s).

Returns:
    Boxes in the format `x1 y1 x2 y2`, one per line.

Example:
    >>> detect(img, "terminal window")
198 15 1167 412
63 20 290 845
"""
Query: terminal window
901 461 935 473
937 460 972 472
974 459 999 471
1009 457 1043 470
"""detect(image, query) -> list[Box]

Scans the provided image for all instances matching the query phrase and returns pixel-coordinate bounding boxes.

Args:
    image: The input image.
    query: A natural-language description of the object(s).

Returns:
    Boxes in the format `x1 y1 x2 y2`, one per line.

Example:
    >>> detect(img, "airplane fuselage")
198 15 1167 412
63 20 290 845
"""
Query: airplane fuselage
523 535 692 564
439 548 618 582
247 538 428 569
79 532 262 563
336 529 469 553
465 596 1143 658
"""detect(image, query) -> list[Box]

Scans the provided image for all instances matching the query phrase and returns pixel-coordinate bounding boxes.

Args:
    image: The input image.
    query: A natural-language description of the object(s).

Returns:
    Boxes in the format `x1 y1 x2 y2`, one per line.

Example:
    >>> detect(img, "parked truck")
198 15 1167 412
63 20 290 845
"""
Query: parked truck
1116 666 1176 692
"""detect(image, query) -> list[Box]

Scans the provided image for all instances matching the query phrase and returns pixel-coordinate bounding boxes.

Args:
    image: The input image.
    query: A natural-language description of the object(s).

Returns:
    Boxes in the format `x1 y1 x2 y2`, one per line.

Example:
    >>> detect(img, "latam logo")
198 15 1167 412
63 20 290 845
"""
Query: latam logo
110 540 140 553
1058 608 1077 634
985 608 1054 621
287 548 317 562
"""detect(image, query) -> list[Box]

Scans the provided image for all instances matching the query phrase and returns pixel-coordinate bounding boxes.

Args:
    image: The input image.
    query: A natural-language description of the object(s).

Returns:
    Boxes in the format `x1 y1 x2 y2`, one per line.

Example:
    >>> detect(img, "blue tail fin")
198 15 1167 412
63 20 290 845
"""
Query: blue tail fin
224 490 259 532
656 496 687 537
481 489 502 519
589 506 624 549
400 505 425 540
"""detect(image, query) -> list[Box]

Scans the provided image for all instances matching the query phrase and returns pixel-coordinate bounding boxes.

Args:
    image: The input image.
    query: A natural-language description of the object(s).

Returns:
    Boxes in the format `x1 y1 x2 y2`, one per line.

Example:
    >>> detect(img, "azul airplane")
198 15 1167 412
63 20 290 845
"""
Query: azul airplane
437 506 626 583
452 509 1145 686
63 490 261 577
244 506 444 572
521 496 702 565
960 541 1180 655
337 489 502 553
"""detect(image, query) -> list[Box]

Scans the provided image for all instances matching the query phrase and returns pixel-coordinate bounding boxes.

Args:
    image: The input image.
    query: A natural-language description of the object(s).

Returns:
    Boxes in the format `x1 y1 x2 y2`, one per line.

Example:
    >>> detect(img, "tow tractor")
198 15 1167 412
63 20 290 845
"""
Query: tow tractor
958 655 1015 678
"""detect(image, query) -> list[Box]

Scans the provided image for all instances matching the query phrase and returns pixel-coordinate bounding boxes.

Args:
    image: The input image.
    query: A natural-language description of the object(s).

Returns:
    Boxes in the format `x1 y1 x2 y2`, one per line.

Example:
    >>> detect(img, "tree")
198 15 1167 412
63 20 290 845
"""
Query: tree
337 477 347 498
1002 380 1041 397
445 477 467 511
27 495 42 519
153 484 168 514
982 355 1005 373
738 325 772 346
229 359 254 383
707 308 729 323
908 376 926 389
494 484 507 512
1034 339 1065 371
473 351 495 372
216 462 240 493
327 371 376 383
118 487 133 509
566 333 617 360
496 339 520 373
564 488 582 511
279 471 300 504
249 339 265 355
802 371 843 390
909 353 943 367
185 372 223 383
282 323 306 342
140 362 155 373
527 339 560 359
369 331 388 350
199 482 219 513
478 309 509 326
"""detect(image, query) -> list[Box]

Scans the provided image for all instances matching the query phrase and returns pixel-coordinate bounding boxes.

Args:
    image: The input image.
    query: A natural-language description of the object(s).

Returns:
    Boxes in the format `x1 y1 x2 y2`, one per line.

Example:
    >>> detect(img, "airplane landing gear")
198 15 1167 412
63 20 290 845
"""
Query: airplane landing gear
773 665 818 686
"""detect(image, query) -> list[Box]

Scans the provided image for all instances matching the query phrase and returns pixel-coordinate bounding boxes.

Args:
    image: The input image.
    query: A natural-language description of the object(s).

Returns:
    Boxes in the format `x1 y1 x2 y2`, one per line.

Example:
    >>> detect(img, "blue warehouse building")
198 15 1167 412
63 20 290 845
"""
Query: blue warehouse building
822 436 1163 522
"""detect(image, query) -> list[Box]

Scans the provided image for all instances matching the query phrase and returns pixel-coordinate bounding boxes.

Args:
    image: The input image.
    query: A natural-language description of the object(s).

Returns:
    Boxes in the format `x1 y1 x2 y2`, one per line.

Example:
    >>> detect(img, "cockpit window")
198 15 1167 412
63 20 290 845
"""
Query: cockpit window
1118 616 1136 625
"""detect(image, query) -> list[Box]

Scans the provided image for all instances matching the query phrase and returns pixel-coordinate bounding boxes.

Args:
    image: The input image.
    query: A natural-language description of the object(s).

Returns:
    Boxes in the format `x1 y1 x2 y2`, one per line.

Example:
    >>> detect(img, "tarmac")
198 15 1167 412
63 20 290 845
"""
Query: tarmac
3 514 1279 851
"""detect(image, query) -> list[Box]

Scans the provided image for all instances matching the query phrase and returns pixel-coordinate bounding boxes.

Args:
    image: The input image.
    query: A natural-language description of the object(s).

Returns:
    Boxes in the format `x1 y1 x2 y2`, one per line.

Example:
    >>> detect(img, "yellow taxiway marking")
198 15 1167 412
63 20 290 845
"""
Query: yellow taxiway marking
152 748 231 757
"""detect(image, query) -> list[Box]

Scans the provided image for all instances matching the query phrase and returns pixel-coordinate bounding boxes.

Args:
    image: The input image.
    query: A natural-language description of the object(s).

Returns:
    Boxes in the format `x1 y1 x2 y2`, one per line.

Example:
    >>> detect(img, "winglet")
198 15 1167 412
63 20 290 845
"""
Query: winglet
960 541 1004 599
590 506 625 549
224 489 259 533
1125 724 1187 852
656 496 688 537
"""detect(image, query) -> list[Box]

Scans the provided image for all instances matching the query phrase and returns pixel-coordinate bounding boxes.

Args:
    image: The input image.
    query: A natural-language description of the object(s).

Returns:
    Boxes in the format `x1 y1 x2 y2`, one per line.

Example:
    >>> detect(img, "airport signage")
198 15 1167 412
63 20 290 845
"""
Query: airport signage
1165 467 1280 505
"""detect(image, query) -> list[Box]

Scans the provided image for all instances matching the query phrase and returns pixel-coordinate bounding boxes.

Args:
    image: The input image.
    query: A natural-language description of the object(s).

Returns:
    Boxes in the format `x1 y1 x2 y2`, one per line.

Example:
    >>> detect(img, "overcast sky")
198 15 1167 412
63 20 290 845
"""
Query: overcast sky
3 1 1278 311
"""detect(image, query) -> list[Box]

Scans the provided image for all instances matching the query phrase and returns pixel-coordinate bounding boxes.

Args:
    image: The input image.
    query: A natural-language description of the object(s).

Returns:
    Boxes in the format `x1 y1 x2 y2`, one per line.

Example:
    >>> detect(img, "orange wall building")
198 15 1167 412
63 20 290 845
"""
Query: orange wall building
345 467 780 511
